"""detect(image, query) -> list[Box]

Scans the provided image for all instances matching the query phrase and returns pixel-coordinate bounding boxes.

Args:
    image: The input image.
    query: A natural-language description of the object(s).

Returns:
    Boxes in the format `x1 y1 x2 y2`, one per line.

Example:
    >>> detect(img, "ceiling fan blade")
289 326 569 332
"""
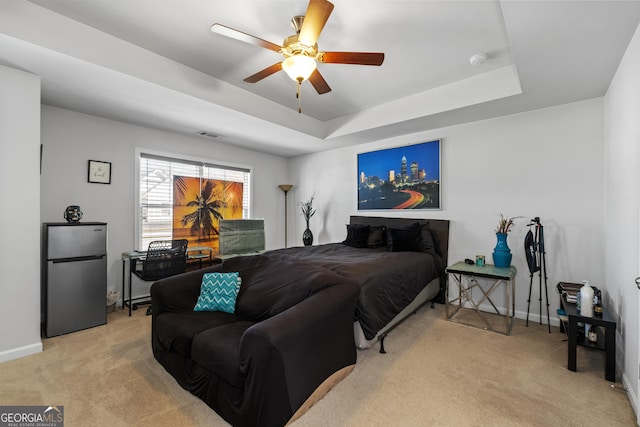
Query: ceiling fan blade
243 63 283 83
298 0 335 47
308 69 331 94
318 51 385 66
211 23 282 52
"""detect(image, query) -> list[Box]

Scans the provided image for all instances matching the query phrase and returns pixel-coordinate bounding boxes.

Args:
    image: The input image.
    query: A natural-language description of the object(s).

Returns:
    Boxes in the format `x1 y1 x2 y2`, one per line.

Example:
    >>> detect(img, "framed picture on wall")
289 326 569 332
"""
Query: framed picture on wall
357 139 441 210
88 160 111 184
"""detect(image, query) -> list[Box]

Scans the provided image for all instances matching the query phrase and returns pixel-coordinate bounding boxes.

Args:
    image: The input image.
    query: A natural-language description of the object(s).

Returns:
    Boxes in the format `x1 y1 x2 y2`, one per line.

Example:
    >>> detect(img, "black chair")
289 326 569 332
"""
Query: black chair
127 239 188 316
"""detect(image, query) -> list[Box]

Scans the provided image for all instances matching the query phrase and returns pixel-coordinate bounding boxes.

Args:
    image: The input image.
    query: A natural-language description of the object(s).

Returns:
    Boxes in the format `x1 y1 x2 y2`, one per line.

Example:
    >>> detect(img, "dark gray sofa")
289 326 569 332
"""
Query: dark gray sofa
150 254 360 427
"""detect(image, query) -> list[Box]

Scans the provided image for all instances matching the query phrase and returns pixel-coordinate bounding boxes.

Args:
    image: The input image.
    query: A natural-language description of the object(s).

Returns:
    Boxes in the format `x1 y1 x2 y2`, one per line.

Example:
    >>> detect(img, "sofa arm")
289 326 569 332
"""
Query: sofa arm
150 265 222 315
238 278 360 426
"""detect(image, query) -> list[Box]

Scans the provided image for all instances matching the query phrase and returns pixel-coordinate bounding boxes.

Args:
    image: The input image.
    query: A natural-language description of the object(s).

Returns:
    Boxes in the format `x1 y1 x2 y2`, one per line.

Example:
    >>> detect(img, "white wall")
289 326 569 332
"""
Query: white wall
289 98 605 324
0 65 42 362
40 106 289 301
604 22 640 413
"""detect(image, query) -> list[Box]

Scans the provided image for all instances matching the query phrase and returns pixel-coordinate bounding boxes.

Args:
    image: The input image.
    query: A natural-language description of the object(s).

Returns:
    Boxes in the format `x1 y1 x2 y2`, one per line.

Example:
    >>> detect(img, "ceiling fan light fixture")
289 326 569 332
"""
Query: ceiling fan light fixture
282 54 317 82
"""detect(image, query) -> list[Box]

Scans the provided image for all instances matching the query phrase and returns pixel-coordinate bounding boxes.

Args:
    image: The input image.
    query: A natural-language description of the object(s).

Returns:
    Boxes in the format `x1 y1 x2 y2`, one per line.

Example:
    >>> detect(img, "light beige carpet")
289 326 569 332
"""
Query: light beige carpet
0 304 635 426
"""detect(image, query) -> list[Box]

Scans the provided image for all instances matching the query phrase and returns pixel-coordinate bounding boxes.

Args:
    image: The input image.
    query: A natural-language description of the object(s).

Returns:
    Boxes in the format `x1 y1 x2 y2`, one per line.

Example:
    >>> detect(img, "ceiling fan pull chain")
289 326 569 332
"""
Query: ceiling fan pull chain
296 79 302 113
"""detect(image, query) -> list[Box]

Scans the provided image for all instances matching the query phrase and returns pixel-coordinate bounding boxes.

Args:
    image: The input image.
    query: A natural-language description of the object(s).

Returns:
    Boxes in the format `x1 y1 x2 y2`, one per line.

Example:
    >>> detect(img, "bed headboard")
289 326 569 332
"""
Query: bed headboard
349 216 450 267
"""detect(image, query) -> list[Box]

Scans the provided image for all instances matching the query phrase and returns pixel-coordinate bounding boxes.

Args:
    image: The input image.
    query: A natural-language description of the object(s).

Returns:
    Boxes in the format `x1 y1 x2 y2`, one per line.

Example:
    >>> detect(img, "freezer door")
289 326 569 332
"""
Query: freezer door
45 257 107 337
47 224 107 259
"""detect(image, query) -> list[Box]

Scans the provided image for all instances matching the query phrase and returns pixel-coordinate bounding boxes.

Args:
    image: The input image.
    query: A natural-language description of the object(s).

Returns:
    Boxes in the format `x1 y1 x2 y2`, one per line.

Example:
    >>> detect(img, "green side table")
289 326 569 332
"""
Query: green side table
445 261 517 335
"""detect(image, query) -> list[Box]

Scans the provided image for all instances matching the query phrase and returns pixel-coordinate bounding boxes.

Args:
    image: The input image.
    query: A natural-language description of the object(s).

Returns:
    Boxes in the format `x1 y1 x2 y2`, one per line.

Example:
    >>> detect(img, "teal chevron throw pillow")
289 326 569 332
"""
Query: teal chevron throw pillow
194 272 242 313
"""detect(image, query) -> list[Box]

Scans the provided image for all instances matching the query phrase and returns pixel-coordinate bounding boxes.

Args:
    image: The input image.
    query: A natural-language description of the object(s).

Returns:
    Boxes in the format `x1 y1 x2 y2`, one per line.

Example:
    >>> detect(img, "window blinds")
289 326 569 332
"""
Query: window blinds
138 153 251 249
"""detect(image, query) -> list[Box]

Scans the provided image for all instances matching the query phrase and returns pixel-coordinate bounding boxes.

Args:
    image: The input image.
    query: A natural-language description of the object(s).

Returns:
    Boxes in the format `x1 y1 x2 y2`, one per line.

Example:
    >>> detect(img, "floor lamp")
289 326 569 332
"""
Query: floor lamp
278 184 293 248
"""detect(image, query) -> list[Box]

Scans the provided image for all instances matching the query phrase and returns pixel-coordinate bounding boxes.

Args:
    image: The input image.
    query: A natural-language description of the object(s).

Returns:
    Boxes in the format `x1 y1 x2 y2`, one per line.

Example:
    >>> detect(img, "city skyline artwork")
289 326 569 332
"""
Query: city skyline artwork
357 139 441 210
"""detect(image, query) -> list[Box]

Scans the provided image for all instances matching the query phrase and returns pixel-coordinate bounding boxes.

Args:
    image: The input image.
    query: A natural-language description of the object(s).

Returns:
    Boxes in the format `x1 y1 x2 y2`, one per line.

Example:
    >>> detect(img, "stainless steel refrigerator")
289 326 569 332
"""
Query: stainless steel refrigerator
42 222 107 337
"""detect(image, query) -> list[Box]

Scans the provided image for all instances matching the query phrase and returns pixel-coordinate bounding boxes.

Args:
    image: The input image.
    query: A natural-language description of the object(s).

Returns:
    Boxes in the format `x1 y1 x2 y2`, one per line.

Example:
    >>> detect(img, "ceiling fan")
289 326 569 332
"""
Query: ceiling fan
211 0 385 113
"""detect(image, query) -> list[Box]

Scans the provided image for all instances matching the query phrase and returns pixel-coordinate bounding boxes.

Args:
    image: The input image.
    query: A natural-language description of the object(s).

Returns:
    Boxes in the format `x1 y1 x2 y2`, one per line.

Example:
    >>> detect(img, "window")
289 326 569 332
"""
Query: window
137 151 251 251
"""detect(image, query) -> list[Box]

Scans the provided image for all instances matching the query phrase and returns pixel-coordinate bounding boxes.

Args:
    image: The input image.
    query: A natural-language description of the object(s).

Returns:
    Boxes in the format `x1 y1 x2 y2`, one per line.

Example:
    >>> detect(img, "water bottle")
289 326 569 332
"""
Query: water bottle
580 280 594 317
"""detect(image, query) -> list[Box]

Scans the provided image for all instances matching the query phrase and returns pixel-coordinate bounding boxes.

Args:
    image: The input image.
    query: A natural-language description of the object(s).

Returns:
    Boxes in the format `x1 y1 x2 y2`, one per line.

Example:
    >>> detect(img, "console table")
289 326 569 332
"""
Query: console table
446 261 517 335
558 285 616 382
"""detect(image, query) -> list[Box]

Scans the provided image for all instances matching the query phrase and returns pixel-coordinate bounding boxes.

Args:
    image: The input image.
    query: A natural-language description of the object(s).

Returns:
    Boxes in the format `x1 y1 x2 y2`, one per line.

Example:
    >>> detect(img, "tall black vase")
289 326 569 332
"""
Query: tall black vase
303 224 313 246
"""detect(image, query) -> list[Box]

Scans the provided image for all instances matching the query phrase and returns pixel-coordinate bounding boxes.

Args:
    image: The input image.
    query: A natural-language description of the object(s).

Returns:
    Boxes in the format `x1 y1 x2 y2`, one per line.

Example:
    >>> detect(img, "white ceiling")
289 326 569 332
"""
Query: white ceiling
1 0 640 157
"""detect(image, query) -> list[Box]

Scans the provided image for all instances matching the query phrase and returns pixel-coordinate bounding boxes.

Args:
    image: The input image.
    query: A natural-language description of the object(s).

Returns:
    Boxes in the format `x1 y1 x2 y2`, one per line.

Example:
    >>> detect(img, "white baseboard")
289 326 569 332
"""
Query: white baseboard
513 308 561 327
0 342 43 363
621 371 638 423
463 301 562 327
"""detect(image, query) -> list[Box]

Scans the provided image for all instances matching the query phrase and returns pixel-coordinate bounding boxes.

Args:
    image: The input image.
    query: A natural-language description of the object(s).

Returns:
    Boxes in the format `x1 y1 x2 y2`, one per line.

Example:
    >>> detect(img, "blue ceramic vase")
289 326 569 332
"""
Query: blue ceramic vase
492 233 512 268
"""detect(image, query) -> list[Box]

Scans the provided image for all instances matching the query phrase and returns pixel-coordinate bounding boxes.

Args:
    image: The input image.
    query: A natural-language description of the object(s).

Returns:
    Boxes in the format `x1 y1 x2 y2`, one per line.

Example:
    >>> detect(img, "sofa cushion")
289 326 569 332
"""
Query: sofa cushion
193 272 242 313
191 321 256 388
155 311 237 358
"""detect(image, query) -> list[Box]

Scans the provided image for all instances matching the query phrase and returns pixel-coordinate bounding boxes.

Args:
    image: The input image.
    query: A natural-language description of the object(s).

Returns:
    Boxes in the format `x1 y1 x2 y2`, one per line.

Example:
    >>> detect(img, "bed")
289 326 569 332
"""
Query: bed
263 216 450 351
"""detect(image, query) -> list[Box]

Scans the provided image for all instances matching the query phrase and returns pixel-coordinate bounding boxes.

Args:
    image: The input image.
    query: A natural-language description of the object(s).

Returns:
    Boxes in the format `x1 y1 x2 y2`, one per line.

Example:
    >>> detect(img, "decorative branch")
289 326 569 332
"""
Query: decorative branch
496 213 520 234
299 194 316 223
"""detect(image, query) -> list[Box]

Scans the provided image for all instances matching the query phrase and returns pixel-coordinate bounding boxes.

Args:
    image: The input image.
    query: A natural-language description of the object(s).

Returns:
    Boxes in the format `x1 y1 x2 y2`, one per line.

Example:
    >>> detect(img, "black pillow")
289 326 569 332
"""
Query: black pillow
343 224 370 248
420 223 437 255
387 223 422 252
367 225 386 248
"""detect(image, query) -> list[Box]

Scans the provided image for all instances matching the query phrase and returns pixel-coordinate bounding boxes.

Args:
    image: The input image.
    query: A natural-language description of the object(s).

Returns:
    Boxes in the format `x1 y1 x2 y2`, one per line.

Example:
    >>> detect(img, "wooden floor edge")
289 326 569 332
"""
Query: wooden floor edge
286 364 356 425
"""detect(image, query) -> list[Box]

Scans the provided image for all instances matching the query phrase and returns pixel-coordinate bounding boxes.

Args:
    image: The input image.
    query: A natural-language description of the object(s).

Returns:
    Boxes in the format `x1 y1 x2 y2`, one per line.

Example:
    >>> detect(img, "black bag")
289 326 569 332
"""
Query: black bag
524 230 540 274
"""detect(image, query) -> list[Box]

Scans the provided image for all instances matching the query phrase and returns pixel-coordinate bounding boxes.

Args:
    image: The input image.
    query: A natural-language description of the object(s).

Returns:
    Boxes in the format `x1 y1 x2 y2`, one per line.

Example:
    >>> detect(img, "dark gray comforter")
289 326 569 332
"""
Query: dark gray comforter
263 243 444 340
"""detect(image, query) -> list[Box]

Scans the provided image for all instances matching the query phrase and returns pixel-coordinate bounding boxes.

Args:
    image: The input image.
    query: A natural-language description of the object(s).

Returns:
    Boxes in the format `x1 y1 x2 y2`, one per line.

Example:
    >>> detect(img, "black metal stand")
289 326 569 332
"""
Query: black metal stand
525 217 551 332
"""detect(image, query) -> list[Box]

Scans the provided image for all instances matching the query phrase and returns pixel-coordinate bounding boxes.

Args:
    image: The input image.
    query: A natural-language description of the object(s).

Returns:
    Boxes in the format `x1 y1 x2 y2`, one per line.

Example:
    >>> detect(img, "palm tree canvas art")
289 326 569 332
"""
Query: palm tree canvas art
172 176 243 253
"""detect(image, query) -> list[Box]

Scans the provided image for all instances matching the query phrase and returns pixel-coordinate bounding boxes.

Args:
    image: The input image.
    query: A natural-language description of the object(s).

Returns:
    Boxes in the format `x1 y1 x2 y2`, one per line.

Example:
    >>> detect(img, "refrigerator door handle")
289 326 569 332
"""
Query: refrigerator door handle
51 255 104 263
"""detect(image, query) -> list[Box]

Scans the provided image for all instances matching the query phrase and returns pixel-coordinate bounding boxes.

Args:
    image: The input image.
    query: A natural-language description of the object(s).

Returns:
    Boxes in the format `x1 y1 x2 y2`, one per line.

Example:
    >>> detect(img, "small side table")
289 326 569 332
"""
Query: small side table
559 293 616 382
446 261 517 335
121 251 147 316
187 246 215 268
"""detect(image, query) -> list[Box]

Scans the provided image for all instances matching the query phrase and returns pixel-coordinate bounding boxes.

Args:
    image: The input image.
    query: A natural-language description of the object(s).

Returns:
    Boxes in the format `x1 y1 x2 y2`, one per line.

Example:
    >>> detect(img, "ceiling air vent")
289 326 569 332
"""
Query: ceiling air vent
196 130 220 139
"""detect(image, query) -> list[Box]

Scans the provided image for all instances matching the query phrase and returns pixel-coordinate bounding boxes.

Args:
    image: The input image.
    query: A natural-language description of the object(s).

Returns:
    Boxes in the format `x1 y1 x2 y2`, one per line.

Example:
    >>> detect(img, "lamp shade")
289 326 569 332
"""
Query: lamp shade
282 55 317 82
